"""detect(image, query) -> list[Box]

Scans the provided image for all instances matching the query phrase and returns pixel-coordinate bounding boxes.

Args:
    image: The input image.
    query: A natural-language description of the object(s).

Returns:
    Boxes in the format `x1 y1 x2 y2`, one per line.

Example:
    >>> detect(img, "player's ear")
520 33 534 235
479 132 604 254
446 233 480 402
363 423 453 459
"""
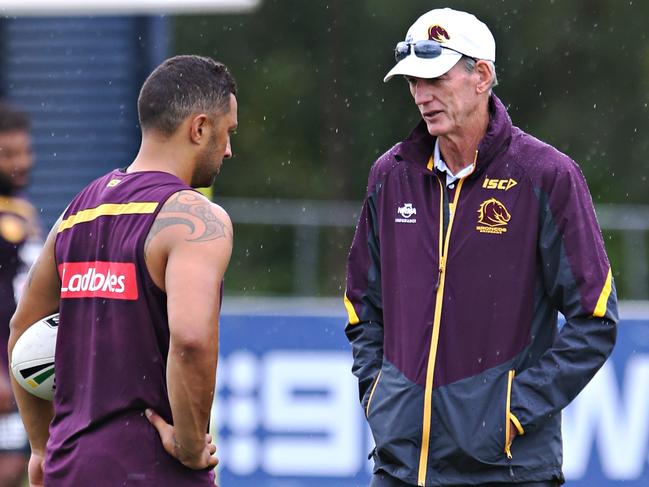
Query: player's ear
189 114 209 145
475 60 493 94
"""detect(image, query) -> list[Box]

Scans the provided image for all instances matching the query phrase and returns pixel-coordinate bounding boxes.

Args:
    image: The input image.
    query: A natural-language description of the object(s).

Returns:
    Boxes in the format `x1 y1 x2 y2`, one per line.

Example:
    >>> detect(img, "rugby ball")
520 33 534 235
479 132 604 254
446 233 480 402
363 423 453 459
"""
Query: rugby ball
10 313 58 401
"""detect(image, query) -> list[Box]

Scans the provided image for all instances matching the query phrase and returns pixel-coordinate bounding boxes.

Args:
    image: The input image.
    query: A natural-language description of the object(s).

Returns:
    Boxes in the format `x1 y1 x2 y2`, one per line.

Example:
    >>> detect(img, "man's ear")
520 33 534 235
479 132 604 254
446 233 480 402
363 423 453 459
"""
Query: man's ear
189 114 210 145
475 60 493 94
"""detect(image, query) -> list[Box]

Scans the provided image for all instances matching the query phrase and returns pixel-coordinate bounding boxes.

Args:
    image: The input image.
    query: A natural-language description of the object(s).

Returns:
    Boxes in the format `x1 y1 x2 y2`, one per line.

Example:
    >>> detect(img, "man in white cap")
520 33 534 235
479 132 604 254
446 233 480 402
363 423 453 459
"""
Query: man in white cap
344 7 617 487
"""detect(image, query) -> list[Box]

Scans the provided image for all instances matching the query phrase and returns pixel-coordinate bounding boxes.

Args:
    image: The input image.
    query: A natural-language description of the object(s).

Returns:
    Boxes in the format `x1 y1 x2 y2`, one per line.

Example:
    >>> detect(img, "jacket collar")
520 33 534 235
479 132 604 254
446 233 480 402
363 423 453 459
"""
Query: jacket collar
394 94 513 177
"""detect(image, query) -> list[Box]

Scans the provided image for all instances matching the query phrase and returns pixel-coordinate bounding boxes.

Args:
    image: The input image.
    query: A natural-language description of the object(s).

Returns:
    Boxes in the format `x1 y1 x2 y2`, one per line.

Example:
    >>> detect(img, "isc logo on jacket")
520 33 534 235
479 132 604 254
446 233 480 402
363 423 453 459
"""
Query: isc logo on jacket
59 261 138 300
482 177 518 191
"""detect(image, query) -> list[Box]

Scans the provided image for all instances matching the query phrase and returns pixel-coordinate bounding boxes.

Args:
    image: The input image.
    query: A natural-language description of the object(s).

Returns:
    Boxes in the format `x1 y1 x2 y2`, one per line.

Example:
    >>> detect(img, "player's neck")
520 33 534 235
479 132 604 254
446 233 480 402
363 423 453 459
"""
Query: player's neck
128 135 193 185
437 107 489 174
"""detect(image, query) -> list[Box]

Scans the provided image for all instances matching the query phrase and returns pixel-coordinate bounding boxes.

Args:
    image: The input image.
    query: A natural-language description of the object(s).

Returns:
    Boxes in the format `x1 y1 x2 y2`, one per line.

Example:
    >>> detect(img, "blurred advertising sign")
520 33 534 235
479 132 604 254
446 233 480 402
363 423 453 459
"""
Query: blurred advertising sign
0 0 260 15
562 318 649 484
214 309 649 486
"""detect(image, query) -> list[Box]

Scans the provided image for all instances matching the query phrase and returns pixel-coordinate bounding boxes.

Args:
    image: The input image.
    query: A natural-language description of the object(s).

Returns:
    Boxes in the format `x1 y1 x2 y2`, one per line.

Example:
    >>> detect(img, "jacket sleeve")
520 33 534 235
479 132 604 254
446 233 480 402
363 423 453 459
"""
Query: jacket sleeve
510 158 618 434
344 187 384 413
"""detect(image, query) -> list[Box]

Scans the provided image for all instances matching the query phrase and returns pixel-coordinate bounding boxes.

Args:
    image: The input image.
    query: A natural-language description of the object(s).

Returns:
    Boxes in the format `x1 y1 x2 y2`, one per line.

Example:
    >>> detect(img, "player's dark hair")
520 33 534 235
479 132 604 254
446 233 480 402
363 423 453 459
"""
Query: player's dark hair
138 55 237 136
0 102 30 134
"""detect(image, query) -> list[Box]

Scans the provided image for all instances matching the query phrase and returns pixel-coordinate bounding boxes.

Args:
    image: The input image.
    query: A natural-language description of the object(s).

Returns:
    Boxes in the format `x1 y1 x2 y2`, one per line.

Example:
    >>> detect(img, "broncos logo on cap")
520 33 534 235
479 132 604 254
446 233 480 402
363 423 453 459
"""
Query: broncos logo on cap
477 198 511 227
428 25 450 43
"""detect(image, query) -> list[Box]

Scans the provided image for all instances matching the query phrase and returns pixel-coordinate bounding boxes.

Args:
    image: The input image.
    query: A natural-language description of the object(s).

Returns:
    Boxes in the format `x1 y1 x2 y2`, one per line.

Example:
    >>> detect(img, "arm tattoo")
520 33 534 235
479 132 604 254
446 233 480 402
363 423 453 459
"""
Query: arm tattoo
145 192 229 253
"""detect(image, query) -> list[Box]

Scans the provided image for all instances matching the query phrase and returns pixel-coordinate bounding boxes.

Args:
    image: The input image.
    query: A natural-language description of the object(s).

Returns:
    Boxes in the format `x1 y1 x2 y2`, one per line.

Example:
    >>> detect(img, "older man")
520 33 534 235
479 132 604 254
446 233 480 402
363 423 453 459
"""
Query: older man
344 7 617 487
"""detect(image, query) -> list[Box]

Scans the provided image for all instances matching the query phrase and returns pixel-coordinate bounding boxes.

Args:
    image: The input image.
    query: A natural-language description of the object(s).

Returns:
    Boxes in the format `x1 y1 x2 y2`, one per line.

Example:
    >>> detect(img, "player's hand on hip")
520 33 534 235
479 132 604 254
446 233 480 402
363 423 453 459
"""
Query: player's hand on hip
28 451 45 487
145 408 218 470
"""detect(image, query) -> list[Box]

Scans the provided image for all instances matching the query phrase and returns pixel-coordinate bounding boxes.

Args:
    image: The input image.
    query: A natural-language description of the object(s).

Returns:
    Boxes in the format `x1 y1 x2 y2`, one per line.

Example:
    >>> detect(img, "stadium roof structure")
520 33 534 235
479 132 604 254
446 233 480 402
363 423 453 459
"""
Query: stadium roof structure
0 0 260 16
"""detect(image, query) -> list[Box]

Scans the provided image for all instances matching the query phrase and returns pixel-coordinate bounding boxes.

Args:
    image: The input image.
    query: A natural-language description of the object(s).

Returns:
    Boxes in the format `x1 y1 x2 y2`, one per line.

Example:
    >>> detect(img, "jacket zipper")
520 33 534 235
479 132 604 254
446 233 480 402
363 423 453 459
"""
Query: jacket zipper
505 369 515 459
417 152 478 485
365 370 382 418
417 167 469 486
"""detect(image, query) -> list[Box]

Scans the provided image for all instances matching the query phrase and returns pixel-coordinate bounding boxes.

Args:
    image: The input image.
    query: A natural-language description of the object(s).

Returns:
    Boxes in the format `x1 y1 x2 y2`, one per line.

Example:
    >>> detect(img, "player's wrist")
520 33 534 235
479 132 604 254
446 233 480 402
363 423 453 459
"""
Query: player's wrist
29 444 47 458
172 433 205 463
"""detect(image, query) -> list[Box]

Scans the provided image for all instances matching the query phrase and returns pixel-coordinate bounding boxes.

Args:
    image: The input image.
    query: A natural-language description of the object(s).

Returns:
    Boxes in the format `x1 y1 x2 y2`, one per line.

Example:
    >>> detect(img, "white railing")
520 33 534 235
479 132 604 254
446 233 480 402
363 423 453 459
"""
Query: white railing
220 198 648 298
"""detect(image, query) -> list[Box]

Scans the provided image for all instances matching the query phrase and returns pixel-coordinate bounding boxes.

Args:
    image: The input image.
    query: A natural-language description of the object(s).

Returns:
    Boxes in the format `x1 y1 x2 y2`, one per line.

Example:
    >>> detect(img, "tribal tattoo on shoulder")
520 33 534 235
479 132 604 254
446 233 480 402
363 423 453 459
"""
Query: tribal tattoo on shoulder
145 191 230 252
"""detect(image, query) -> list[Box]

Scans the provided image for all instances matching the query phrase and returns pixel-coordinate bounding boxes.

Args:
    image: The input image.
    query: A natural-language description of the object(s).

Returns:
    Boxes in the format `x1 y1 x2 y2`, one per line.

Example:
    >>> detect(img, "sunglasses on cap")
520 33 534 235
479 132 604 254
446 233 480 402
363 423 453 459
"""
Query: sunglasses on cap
394 40 466 62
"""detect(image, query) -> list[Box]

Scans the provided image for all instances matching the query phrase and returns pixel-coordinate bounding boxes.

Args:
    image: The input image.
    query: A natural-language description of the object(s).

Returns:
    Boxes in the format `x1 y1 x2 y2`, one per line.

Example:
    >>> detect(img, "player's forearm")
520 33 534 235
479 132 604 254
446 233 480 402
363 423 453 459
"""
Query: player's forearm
8 316 54 454
9 374 53 455
166 338 218 453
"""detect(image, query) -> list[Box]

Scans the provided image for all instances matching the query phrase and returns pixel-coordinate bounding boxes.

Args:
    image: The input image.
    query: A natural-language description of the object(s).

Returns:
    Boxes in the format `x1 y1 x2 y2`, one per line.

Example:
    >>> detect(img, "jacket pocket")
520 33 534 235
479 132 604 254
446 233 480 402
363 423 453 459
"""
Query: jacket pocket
433 367 518 471
365 370 382 418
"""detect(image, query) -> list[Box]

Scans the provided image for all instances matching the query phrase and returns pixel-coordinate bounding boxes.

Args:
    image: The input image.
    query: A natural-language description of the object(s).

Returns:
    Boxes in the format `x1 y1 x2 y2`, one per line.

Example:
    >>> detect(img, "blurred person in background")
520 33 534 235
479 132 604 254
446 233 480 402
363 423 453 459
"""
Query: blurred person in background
0 102 41 487
344 7 618 487
8 55 236 487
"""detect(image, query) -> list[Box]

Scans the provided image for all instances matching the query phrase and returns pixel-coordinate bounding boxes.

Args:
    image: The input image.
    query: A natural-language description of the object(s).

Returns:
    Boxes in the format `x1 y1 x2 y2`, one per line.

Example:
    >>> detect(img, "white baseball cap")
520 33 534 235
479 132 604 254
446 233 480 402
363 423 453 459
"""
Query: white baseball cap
384 8 496 82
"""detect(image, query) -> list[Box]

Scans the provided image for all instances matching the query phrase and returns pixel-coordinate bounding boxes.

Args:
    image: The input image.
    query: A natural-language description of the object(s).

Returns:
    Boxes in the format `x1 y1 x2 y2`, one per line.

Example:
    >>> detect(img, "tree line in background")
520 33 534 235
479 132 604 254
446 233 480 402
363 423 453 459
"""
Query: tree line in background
175 0 649 298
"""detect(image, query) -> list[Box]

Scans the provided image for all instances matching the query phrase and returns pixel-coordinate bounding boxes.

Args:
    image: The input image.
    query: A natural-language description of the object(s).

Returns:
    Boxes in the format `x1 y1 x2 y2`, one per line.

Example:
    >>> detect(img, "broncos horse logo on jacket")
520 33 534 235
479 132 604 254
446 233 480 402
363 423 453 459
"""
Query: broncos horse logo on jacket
477 198 511 227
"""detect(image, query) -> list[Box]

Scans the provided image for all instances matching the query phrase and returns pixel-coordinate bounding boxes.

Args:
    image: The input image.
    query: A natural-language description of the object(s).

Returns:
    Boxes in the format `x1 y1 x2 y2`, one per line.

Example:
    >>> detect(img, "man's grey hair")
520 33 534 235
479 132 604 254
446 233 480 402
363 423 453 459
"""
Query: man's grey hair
462 57 498 91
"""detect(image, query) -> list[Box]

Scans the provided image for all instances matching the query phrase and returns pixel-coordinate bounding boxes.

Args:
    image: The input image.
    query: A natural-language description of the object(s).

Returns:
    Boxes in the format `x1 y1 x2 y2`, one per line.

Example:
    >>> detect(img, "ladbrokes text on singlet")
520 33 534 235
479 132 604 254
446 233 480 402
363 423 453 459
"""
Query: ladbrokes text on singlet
58 261 138 300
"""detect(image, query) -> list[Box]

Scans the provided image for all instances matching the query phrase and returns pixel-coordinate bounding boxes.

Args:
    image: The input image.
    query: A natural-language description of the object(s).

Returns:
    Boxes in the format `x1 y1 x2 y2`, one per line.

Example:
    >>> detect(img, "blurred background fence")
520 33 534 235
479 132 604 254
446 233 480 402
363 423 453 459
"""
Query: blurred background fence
219 198 649 299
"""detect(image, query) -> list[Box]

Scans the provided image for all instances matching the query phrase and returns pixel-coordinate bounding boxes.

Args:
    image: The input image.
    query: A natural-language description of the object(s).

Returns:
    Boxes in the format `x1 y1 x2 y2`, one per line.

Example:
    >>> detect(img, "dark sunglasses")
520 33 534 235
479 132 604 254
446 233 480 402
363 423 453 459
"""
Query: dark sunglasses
394 40 465 62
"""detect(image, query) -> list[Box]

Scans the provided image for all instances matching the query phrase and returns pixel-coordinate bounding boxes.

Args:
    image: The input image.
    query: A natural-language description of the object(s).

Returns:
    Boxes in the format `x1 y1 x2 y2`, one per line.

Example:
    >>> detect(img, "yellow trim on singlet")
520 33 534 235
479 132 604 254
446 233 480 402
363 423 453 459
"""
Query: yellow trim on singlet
57 202 159 232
